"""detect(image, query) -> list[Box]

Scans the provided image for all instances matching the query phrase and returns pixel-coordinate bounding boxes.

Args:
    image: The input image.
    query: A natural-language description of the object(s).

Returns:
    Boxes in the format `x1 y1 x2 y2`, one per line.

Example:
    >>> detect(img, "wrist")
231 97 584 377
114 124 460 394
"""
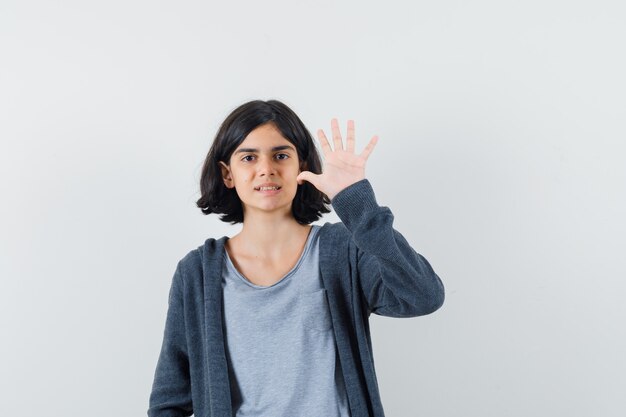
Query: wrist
328 178 366 201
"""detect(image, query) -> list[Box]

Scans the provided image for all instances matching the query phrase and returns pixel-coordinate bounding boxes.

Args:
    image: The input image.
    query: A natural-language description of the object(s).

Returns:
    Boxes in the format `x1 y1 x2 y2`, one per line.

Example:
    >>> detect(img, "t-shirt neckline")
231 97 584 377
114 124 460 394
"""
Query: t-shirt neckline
224 225 319 289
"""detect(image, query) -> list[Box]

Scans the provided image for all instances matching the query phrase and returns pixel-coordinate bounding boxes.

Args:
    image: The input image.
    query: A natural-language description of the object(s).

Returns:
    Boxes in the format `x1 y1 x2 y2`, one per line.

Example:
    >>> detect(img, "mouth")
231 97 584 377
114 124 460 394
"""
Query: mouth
254 186 282 191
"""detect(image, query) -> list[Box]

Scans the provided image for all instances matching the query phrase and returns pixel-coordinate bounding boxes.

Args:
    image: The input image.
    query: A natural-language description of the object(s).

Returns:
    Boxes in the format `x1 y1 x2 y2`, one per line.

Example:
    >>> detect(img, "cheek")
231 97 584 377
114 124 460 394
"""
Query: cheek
234 173 250 184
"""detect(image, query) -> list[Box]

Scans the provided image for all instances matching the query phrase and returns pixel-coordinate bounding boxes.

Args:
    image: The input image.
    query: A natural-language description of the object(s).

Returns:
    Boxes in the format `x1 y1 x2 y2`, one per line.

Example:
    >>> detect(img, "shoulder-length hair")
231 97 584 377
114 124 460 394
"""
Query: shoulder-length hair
196 99 330 224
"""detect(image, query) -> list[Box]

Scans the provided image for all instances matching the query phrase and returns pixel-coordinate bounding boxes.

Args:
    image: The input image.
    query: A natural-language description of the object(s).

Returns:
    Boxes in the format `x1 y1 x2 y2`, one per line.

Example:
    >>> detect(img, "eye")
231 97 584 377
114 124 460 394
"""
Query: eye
241 155 255 162
275 153 290 160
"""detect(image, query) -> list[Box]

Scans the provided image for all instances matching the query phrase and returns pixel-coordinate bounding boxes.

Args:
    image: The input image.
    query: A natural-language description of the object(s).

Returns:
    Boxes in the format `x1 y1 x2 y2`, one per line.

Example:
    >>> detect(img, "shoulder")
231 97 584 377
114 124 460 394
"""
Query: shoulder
319 221 349 241
318 221 356 261
175 236 229 282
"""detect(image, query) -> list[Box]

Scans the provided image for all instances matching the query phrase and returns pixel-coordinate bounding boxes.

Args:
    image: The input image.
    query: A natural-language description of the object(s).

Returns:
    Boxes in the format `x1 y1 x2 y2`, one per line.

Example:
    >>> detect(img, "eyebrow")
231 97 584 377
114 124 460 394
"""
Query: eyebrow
234 145 296 154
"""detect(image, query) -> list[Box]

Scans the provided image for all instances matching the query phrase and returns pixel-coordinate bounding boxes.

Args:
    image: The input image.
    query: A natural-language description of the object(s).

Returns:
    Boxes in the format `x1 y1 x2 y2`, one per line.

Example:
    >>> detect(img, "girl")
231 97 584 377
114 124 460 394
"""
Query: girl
148 100 445 417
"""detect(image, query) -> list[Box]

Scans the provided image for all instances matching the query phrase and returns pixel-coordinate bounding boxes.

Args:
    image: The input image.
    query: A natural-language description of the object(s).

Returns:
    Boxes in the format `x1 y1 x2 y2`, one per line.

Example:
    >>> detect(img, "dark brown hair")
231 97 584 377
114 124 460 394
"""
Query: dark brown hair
196 100 330 224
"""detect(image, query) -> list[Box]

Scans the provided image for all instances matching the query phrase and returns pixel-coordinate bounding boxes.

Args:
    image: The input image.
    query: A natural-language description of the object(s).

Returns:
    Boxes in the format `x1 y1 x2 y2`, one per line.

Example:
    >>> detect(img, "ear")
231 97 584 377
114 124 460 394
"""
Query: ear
219 161 235 189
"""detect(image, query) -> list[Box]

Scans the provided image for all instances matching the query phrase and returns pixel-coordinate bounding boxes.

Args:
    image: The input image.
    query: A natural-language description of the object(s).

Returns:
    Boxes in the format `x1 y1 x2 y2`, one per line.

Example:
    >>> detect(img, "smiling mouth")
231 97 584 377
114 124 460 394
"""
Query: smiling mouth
255 186 281 191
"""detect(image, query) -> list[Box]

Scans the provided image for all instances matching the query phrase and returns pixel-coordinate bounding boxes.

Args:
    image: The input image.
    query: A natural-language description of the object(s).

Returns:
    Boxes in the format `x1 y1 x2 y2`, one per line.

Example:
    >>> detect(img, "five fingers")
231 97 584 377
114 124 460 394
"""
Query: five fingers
317 119 378 160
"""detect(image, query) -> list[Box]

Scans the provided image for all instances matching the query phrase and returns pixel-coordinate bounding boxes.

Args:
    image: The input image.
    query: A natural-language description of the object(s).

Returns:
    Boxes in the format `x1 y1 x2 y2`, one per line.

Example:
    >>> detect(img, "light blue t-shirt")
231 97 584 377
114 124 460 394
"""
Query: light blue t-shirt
221 225 351 416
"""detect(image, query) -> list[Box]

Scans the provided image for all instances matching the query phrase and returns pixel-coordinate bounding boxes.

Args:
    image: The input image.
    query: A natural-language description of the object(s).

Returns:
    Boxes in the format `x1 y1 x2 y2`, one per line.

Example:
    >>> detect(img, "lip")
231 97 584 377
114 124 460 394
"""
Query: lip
256 188 282 196
254 183 282 196
254 183 281 190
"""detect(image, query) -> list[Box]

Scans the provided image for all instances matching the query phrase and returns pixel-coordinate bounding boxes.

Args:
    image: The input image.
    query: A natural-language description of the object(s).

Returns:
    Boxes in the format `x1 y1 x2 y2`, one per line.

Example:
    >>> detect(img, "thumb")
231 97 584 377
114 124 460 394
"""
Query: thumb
297 170 319 186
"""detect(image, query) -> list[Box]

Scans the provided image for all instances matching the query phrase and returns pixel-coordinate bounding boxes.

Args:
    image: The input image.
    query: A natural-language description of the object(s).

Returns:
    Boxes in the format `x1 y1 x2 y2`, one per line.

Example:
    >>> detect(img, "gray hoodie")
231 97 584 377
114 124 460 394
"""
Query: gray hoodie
148 179 445 417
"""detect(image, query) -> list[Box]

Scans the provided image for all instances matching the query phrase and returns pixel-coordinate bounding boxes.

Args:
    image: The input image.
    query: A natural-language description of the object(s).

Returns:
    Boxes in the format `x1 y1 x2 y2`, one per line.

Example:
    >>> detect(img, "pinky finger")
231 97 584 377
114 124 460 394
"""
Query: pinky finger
359 135 379 160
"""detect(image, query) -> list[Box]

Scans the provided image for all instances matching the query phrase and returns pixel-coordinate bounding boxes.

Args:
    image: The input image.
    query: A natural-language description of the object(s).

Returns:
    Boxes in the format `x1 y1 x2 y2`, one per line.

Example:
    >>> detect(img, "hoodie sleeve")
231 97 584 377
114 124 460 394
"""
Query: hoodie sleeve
148 263 194 417
331 179 445 317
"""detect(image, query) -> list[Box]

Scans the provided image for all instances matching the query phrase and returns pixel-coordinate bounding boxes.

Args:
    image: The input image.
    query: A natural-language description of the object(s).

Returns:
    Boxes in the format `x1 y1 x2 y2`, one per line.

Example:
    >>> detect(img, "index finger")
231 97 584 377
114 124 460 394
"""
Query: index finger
317 128 332 157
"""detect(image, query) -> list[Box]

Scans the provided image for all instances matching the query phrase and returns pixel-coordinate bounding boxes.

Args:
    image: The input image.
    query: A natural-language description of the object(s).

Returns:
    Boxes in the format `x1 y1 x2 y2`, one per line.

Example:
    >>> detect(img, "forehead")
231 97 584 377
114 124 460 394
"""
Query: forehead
236 123 293 150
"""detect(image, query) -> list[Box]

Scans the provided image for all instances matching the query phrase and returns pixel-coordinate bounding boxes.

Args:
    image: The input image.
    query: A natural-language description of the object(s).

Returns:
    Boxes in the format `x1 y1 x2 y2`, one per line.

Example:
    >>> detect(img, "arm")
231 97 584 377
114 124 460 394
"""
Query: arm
297 119 444 316
148 263 193 417
332 179 445 317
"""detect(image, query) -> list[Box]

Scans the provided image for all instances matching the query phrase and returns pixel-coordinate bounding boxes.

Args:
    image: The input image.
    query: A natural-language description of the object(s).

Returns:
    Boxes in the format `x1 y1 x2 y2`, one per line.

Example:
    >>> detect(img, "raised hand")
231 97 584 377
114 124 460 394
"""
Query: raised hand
297 118 378 200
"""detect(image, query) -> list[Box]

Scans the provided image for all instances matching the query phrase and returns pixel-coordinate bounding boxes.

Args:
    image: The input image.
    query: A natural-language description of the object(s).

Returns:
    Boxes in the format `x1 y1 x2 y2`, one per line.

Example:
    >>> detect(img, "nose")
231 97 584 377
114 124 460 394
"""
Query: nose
257 156 276 176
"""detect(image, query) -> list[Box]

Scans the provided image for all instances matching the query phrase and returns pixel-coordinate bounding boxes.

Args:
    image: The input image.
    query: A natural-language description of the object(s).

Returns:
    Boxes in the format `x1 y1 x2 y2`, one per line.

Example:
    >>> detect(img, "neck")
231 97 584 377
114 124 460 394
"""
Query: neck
231 210 311 259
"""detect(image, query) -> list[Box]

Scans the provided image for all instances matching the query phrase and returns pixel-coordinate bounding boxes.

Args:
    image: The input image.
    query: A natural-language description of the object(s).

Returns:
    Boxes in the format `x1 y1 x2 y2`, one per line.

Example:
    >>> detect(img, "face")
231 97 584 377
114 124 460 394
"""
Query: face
219 123 303 218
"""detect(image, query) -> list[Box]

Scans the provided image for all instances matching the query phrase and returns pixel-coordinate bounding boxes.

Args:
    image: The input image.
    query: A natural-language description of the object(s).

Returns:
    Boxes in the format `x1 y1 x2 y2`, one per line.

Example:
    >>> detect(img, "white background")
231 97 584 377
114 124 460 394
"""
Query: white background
1 1 625 416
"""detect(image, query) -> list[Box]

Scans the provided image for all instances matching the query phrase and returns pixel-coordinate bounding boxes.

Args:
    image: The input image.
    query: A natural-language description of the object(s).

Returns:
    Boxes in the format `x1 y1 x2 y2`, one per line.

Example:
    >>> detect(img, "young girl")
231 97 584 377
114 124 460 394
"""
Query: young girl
148 100 445 417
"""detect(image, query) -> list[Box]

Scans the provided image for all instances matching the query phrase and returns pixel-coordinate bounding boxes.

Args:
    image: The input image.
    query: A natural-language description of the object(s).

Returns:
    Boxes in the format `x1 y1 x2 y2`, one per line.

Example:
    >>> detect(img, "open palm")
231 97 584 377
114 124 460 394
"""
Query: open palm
297 118 378 200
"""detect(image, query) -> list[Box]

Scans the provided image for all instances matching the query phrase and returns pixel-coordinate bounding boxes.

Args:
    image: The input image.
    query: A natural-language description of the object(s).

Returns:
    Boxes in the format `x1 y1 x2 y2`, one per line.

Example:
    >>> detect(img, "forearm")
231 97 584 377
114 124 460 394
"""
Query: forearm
332 179 445 316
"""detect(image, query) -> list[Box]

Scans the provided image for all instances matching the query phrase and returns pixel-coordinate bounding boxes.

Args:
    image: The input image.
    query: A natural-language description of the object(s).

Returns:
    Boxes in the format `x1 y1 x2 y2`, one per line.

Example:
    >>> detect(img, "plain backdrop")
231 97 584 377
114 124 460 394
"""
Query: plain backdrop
1 1 625 416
